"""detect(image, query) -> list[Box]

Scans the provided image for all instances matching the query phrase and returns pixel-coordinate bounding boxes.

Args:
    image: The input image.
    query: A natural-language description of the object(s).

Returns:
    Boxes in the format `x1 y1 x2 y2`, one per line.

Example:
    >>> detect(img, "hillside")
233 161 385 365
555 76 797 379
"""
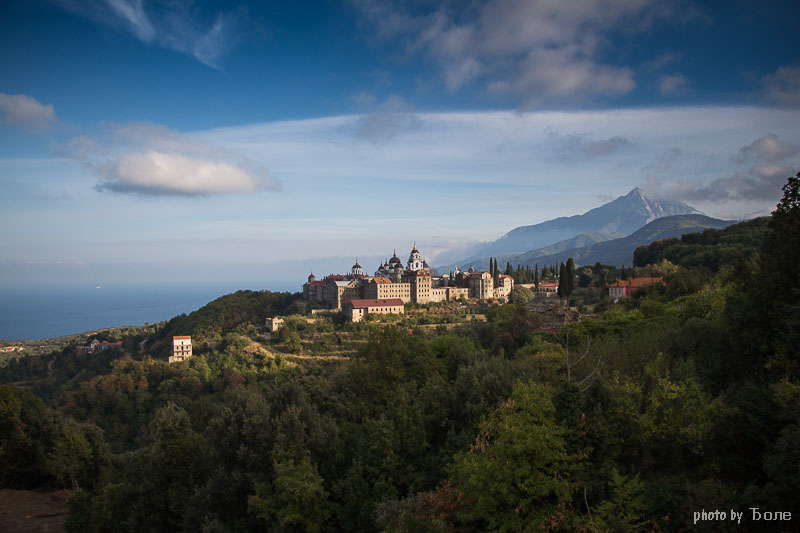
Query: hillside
443 188 702 267
510 214 734 267
440 232 624 272
633 216 769 271
150 290 300 355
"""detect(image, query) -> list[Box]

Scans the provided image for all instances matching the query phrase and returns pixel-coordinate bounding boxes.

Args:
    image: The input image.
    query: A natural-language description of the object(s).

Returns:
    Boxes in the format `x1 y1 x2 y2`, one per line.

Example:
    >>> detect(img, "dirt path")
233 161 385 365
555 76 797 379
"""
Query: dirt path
7 357 55 387
286 353 349 361
0 489 70 532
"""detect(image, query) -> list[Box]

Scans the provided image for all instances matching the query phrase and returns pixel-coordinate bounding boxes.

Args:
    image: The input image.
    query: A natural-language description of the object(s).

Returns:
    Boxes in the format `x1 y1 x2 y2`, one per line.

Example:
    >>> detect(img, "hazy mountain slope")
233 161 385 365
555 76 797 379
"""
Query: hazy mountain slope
446 188 703 267
439 232 624 272
509 214 734 268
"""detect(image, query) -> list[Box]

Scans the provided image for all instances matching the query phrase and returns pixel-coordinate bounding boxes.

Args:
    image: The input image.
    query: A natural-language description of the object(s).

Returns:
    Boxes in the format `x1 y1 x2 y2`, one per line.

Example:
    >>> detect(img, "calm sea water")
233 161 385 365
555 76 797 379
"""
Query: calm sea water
0 283 295 340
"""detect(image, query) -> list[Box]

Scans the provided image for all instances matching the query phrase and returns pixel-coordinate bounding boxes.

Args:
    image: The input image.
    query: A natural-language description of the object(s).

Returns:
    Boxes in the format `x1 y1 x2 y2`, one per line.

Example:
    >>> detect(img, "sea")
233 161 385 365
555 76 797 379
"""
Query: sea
0 282 296 341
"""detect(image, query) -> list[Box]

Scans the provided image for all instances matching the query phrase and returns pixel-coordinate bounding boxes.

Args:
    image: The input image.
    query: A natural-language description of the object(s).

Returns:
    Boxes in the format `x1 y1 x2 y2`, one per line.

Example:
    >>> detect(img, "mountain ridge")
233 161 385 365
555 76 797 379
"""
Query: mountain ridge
438 231 625 273
439 188 703 269
505 214 734 268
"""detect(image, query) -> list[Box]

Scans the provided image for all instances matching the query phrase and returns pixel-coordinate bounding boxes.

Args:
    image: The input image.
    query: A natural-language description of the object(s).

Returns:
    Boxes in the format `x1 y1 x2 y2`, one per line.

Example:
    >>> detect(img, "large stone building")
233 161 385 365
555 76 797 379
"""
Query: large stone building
364 276 412 301
302 243 506 309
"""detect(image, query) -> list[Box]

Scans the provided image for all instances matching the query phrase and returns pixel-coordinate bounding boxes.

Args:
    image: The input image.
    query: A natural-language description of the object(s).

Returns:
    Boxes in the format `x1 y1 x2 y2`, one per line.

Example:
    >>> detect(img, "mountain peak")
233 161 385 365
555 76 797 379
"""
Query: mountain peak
438 187 705 268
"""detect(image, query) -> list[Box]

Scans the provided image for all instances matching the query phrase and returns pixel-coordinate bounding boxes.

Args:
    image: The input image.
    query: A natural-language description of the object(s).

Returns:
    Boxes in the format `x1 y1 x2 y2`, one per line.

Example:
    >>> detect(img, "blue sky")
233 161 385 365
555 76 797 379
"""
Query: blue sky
1 0 799 288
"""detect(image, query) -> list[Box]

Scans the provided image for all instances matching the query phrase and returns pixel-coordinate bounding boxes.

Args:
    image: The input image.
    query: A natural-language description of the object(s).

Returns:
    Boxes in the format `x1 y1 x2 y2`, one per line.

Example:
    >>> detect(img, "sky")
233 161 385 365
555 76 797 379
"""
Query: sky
1 0 799 289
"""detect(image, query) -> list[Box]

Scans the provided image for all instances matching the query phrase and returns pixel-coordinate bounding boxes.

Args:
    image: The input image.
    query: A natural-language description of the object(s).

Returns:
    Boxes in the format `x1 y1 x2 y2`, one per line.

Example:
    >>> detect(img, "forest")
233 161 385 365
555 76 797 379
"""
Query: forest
1 174 798 532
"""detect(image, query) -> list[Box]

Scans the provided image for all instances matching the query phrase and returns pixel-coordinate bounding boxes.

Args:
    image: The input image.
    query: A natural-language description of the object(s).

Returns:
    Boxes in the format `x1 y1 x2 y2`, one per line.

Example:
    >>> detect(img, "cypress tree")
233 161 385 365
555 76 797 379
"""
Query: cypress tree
566 258 575 288
564 258 575 302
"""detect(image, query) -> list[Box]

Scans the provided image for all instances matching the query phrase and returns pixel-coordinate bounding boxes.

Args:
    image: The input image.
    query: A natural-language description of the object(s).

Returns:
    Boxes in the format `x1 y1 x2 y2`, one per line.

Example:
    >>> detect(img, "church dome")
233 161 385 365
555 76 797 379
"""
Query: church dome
307 273 316 283
389 250 401 264
351 258 364 277
468 265 475 273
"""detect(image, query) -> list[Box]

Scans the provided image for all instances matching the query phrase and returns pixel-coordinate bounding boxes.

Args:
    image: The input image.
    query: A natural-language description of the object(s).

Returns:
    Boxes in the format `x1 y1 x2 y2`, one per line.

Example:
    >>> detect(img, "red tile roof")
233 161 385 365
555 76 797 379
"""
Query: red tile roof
608 277 663 288
173 336 191 340
348 298 405 309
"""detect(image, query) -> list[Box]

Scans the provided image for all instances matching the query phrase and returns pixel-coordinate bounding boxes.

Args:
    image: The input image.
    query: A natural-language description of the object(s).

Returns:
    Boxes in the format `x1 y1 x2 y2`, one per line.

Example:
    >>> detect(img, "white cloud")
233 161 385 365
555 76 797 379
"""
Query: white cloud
95 151 268 196
108 120 227 158
588 136 631 156
762 64 800 107
202 106 800 222
0 93 57 131
63 121 279 196
353 0 682 105
350 94 421 143
514 48 635 106
642 51 679 72
736 133 800 164
54 0 245 68
105 0 155 41
666 164 797 203
645 130 800 205
549 131 632 160
657 73 691 95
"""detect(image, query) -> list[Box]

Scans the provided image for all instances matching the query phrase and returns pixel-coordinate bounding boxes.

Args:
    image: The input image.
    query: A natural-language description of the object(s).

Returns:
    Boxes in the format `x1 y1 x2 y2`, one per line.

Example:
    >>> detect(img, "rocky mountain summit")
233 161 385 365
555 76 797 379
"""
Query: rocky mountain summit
442 188 703 268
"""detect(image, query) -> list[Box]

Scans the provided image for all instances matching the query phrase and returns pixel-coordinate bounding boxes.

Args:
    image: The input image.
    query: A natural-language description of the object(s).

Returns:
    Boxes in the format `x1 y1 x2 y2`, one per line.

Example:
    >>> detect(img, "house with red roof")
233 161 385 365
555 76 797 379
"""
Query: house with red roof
344 298 405 323
608 277 664 299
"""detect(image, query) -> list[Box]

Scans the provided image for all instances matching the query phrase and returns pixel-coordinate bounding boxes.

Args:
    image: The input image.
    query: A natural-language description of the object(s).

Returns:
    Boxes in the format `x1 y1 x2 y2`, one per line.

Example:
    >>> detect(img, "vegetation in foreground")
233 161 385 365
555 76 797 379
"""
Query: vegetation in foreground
2 176 798 531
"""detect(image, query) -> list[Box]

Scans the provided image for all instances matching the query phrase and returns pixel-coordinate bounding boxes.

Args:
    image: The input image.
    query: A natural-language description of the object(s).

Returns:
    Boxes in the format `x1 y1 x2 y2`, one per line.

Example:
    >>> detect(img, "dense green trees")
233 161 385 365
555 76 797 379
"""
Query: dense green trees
0 386 59 487
633 216 768 271
155 290 296 351
450 382 574 531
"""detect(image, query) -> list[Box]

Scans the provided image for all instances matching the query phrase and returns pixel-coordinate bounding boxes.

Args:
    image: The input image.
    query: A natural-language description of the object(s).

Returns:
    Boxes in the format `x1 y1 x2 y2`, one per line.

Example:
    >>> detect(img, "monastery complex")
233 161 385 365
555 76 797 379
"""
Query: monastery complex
302 243 513 310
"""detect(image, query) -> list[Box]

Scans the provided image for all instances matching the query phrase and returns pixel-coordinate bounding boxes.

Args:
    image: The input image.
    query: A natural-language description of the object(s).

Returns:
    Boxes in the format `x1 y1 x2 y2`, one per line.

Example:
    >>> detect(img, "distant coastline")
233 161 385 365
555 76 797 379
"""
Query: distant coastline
0 283 295 341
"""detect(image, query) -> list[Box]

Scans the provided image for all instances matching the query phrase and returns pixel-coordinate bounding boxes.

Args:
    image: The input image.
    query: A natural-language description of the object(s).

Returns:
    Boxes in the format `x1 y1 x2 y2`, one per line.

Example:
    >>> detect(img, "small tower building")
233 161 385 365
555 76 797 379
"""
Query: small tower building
170 336 192 363
266 317 284 332
407 242 425 271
